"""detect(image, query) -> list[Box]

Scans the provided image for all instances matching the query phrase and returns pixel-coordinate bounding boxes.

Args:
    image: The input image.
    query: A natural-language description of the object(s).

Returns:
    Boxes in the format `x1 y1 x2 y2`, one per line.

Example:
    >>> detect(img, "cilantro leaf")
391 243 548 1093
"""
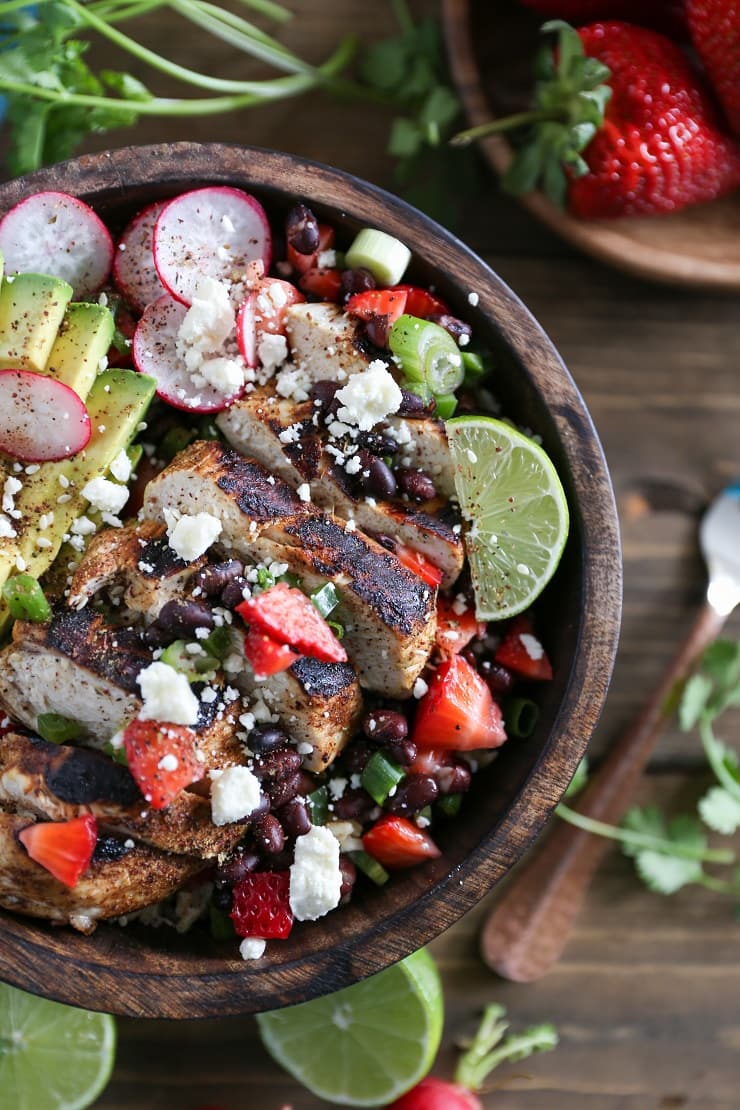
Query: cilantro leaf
679 672 713 731
698 786 740 836
621 805 666 858
634 851 703 895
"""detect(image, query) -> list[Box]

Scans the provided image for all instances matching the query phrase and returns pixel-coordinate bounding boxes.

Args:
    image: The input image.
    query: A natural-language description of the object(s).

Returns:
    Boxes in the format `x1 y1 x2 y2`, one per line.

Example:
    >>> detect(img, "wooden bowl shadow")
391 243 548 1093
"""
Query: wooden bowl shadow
0 144 622 1017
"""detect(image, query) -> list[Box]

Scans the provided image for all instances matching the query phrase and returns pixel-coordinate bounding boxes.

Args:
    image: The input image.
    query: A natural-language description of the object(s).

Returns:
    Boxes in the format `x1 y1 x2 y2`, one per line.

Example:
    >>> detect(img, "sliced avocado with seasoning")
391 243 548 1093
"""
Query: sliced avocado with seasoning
0 273 73 372
45 302 115 398
0 369 156 632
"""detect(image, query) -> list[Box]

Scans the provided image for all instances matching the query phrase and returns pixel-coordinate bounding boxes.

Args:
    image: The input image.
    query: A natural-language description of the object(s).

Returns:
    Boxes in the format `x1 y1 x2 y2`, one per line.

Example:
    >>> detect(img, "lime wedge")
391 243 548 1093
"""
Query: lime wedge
257 948 443 1106
0 983 116 1110
446 415 569 620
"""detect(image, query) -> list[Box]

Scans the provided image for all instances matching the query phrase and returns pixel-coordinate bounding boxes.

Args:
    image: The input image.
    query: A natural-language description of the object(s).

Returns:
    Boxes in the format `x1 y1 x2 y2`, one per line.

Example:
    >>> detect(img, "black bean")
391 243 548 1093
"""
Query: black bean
479 661 514 697
286 203 320 255
373 532 397 552
395 467 437 502
278 798 312 839
428 312 473 345
385 774 438 816
357 450 397 499
310 379 342 417
249 725 290 754
142 622 170 648
153 599 215 638
436 762 472 796
339 856 357 904
334 788 375 822
397 388 436 417
216 849 261 885
253 812 285 855
357 431 399 457
194 559 244 597
340 740 374 774
296 770 318 797
384 738 417 767
266 770 302 809
362 709 408 745
340 267 376 301
220 576 249 609
362 316 391 349
253 748 302 781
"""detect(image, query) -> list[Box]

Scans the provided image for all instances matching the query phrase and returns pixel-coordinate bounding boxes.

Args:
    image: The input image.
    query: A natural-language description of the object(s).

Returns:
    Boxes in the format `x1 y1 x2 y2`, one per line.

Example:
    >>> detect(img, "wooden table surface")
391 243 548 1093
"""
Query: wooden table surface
28 1 740 1105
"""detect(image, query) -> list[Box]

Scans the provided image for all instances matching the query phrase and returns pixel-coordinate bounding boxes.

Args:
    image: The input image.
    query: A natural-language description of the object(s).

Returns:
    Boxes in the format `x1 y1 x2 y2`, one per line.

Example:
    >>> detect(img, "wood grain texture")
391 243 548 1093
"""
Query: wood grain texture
0 145 620 1018
443 0 740 290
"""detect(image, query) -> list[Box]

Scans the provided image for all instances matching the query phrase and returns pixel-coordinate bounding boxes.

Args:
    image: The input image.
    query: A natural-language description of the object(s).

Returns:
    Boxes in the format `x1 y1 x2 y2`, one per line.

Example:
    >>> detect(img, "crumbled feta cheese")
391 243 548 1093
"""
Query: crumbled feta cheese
275 365 311 402
239 937 266 960
71 515 97 537
328 777 347 800
317 249 337 268
165 510 222 562
467 291 479 306
296 482 311 502
80 476 129 515
413 676 429 699
158 753 179 772
335 360 402 431
109 452 133 484
177 276 235 354
278 422 302 445
0 516 16 539
137 661 199 725
238 711 256 732
209 765 262 826
2 475 22 513
196 356 245 395
257 332 288 376
296 741 313 756
520 633 544 661
289 826 342 921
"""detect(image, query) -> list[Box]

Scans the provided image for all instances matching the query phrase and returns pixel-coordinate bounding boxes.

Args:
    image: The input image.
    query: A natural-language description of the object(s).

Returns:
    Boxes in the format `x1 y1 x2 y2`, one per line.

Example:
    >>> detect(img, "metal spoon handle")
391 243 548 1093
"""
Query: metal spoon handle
481 600 727 983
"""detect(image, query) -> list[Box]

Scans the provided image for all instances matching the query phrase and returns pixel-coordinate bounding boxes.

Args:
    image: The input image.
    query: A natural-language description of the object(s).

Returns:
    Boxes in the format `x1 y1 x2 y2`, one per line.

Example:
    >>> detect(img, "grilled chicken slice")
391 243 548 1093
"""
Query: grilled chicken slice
0 608 148 744
67 520 206 620
234 655 362 772
217 389 464 587
0 731 246 857
284 302 371 383
384 414 457 501
143 441 436 696
0 811 206 933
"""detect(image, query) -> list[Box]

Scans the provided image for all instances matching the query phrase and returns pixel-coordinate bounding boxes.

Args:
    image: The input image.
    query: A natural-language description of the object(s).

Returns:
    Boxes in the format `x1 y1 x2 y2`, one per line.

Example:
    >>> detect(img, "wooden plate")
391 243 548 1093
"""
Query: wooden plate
0 144 621 1017
443 0 740 290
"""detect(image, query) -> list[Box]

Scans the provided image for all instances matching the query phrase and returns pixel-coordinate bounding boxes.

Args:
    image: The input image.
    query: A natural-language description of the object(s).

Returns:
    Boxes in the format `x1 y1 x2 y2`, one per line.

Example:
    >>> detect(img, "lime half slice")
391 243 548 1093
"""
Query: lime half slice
0 983 116 1110
257 948 443 1107
446 415 569 620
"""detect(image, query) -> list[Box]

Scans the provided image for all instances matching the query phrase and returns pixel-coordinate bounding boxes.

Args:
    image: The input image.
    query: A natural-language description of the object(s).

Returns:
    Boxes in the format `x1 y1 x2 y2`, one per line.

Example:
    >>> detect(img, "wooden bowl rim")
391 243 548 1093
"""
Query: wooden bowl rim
442 0 740 291
0 143 622 1017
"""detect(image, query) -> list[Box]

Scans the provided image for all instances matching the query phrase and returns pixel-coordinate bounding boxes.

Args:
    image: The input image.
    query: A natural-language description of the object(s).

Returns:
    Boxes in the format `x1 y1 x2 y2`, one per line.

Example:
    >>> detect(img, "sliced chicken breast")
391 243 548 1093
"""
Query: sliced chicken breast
143 441 436 696
284 302 371 383
383 414 457 500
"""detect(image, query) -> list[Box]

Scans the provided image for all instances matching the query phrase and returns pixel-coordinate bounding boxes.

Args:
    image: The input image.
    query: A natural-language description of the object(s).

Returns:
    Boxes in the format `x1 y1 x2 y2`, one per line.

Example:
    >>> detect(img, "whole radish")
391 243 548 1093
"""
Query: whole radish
388 1076 481 1109
686 1 740 135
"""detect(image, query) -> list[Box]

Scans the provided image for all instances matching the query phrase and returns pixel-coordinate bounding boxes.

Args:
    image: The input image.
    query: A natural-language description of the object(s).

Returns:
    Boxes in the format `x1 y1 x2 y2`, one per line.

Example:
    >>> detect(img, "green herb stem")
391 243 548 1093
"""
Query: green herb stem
450 109 564 148
697 872 740 896
699 718 740 806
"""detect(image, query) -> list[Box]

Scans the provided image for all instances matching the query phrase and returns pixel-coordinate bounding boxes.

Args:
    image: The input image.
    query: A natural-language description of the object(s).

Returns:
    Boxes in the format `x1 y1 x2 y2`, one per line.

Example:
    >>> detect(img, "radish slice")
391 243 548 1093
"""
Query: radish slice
0 369 91 462
235 297 257 368
132 294 247 414
112 200 167 314
236 279 304 366
153 187 271 306
0 192 113 298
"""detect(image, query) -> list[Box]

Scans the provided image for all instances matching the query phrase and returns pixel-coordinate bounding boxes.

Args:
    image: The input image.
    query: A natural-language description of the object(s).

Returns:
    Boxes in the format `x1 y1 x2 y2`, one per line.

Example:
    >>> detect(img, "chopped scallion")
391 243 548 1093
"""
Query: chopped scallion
434 393 458 419
345 228 411 286
327 619 345 639
348 849 390 886
2 574 51 623
503 696 540 738
202 625 232 661
307 785 328 825
310 582 340 619
104 741 129 767
389 315 465 397
160 639 218 682
437 793 463 818
461 350 490 384
209 905 236 941
36 712 80 745
361 751 405 806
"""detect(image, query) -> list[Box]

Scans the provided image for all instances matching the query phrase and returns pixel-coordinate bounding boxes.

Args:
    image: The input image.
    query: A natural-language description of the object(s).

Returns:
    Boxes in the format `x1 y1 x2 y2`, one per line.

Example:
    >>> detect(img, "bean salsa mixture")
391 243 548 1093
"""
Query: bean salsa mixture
0 187 566 960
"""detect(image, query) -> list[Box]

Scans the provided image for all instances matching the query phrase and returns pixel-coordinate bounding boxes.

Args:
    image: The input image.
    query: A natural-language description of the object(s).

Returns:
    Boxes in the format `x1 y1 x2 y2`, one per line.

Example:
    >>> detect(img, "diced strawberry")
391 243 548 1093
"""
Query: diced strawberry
346 288 407 325
123 718 205 810
287 222 335 275
408 747 453 778
230 870 293 939
237 583 347 664
394 543 444 589
390 284 449 319
412 655 507 751
243 626 300 678
18 815 98 888
298 266 343 302
362 815 441 871
494 615 553 681
388 1077 481 1110
435 595 482 656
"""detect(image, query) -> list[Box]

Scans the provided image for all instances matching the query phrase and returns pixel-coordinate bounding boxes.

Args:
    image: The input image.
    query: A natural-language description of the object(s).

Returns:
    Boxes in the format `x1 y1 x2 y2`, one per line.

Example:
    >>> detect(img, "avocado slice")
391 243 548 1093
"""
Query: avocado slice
45 302 115 399
0 273 73 372
0 369 156 631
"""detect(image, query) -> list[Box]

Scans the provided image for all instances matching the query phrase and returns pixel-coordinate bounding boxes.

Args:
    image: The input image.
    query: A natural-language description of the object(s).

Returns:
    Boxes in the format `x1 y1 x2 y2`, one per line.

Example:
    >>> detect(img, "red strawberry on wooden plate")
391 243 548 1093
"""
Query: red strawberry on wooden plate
686 1 740 136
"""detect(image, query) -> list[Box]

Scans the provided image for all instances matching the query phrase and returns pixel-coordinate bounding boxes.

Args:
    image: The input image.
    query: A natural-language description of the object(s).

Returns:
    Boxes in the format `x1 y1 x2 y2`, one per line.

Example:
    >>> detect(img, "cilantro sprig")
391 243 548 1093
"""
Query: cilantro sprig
454 1003 558 1092
556 639 740 902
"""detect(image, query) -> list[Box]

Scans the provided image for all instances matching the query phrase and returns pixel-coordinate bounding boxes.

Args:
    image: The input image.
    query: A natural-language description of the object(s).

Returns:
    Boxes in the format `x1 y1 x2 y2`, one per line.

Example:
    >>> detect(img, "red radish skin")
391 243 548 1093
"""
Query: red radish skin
153 187 271 306
132 293 247 414
237 278 304 366
112 200 167 314
0 369 91 462
0 191 113 298
388 1077 482 1110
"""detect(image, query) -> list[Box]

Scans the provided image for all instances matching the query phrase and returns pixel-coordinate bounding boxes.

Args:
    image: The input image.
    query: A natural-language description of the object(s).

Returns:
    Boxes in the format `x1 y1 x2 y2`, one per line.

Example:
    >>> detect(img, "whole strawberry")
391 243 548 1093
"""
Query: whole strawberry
686 1 740 135
519 1 687 37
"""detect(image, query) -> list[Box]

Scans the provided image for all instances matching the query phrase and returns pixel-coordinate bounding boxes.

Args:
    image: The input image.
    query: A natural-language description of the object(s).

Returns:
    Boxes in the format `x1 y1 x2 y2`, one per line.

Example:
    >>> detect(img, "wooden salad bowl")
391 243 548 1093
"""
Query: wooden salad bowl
0 144 621 1018
443 0 740 290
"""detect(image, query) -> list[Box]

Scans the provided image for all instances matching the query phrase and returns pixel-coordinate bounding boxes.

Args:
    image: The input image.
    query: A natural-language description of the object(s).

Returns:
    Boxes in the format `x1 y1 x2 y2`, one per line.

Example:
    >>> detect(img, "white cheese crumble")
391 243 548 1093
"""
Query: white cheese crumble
158 753 179 772
71 515 96 537
520 633 544 661
81 476 129 515
239 937 266 960
413 676 429 699
467 291 480 306
257 332 288 377
175 275 247 395
137 661 200 725
335 360 402 431
275 364 311 402
165 509 222 562
209 765 263 825
289 825 343 921
296 482 311 503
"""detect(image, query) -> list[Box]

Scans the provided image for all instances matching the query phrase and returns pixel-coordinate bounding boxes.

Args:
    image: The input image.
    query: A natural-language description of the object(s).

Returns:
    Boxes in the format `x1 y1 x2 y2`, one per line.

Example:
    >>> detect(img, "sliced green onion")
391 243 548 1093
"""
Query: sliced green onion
111 326 131 355
390 315 465 396
327 618 345 639
461 350 491 385
348 849 390 886
307 785 328 825
201 625 232 661
434 393 458 419
417 805 433 823
2 574 51 623
437 793 463 818
160 639 218 682
104 741 129 767
36 712 80 745
344 228 411 286
503 696 540 738
361 751 405 806
209 905 236 941
310 582 339 619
